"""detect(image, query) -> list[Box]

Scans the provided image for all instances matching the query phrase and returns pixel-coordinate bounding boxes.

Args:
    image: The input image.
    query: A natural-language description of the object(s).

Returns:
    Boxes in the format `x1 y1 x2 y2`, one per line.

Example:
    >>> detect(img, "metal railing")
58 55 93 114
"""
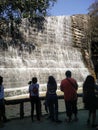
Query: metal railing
5 93 84 119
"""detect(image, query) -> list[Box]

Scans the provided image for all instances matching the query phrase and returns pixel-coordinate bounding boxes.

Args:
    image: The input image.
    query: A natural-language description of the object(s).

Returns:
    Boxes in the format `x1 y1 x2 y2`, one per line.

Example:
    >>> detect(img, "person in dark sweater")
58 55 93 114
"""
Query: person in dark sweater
46 76 62 123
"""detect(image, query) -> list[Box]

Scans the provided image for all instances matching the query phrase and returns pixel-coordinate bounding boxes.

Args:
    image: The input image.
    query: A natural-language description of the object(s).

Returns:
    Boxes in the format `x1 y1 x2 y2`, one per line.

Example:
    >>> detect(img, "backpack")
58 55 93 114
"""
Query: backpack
32 86 38 94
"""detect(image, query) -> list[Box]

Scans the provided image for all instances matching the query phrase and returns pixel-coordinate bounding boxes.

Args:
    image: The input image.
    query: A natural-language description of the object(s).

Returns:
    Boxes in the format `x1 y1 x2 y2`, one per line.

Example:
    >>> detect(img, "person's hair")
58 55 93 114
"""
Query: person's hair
83 75 95 86
83 75 95 95
65 70 71 78
32 77 37 84
28 81 32 85
0 76 3 85
48 76 57 87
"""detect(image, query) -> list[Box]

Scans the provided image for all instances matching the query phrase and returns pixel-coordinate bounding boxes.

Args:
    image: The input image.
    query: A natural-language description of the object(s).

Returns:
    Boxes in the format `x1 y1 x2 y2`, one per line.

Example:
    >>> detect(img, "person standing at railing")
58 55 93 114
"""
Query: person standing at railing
46 76 62 123
29 77 41 122
60 70 78 123
0 76 9 127
83 75 97 128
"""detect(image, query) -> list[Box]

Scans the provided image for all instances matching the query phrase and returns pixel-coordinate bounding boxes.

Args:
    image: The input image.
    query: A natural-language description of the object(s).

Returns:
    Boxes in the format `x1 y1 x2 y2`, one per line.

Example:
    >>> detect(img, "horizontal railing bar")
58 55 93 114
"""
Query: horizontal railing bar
5 93 83 105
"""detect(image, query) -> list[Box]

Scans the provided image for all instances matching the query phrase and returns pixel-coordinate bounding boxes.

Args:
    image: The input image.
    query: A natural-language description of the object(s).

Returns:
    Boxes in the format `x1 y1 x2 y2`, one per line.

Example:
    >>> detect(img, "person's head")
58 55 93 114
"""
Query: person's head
32 77 37 84
0 76 3 85
65 70 71 78
84 75 95 85
28 81 32 85
48 76 57 85
48 76 55 81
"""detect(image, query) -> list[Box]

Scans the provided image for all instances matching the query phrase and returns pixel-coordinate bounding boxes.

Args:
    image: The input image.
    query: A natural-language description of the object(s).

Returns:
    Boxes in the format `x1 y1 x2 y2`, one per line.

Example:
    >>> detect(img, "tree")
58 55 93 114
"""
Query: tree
88 0 98 78
0 0 57 50
88 0 98 42
0 0 57 33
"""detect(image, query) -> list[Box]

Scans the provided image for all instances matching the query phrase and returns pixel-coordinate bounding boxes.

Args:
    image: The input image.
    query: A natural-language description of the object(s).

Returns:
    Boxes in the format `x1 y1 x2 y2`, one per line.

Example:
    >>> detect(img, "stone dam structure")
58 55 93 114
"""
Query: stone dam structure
0 15 91 97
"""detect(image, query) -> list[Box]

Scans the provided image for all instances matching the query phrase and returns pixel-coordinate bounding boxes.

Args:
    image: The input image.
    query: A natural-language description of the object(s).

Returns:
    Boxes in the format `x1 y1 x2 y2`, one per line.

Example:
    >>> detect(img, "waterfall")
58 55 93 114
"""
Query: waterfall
0 16 90 97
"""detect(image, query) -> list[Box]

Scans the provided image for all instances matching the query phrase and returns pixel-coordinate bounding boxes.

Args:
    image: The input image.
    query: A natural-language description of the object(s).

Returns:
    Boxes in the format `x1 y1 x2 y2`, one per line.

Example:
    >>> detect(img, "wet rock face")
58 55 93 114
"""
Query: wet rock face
71 14 89 48
0 15 89 97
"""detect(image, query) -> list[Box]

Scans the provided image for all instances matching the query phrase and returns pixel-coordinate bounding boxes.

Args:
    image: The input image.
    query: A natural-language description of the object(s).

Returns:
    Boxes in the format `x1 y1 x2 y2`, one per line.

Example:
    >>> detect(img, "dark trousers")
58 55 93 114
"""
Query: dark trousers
65 99 77 119
0 99 7 121
30 96 41 121
47 94 58 121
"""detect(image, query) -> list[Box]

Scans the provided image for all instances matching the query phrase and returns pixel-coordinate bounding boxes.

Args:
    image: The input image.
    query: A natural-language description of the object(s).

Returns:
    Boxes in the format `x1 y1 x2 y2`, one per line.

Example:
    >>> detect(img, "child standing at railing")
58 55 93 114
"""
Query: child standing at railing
29 77 41 122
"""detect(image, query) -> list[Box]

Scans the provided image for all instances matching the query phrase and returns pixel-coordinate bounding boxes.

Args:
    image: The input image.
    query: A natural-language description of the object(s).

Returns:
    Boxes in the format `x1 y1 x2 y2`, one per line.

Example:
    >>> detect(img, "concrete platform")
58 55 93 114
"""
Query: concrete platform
1 110 98 130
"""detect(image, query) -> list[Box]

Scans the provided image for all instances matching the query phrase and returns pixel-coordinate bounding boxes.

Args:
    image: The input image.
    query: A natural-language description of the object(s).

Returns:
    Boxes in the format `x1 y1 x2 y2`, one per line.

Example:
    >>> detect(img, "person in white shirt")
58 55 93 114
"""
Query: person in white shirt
29 77 41 122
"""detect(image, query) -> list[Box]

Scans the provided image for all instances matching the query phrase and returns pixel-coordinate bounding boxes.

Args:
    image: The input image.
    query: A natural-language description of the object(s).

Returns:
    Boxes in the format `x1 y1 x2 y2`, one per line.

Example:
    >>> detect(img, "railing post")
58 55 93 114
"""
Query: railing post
20 102 24 119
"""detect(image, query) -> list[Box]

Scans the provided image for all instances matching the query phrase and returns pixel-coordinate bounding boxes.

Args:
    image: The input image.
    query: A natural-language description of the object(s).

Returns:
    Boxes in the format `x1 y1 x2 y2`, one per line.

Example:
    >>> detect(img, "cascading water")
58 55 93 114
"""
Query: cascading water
0 16 90 98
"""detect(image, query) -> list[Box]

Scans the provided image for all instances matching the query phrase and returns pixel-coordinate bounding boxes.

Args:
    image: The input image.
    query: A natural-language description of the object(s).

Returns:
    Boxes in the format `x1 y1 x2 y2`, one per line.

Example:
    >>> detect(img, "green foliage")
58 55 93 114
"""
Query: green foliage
0 0 57 51
88 0 98 42
88 0 98 73
0 0 57 34
0 0 57 20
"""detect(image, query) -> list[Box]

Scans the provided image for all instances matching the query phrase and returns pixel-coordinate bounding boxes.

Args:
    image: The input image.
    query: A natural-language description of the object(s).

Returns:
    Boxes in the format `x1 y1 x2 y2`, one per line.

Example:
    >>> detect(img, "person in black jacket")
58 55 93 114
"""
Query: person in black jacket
0 76 9 127
83 75 97 128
